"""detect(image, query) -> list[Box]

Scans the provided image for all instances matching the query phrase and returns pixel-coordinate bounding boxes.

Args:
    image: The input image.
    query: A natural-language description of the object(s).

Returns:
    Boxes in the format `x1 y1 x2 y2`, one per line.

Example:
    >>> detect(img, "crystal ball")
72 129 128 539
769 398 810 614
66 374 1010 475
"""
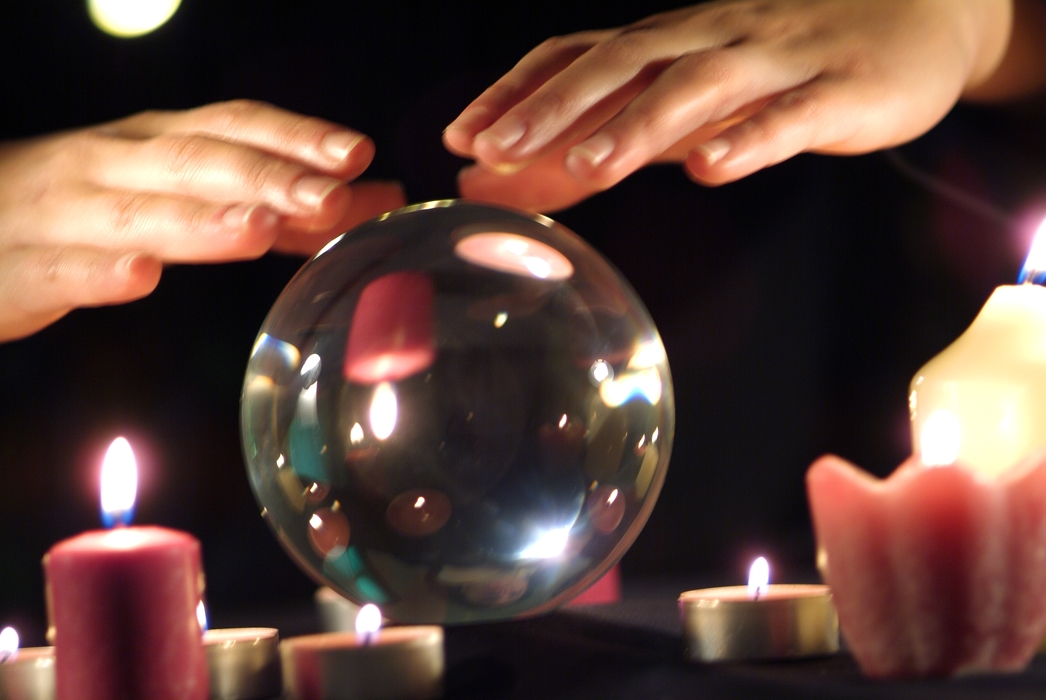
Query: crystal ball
241 200 674 624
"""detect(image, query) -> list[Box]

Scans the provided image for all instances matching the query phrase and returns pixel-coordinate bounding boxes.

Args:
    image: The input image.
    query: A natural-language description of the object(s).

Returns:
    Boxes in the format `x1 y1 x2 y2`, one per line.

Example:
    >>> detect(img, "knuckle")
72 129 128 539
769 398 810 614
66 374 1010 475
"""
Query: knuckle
199 99 272 132
106 191 148 240
238 153 290 195
154 133 211 179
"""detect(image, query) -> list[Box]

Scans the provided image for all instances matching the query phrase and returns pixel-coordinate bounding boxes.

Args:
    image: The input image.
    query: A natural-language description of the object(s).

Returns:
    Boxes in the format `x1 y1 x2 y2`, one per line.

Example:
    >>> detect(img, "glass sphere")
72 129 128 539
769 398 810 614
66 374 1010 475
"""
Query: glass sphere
241 200 674 624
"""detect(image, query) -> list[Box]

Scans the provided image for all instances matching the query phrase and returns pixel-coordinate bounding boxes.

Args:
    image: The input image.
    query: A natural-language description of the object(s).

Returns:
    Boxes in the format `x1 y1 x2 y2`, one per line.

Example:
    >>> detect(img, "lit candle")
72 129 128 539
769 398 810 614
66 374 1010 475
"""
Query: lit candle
280 605 443 700
42 438 209 700
806 222 1046 677
0 627 54 700
677 558 838 662
909 217 1046 477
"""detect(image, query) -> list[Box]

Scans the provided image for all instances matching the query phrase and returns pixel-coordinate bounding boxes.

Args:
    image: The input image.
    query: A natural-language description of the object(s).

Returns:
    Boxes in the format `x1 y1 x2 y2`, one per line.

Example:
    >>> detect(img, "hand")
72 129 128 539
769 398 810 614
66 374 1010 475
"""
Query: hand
445 0 1032 212
0 100 406 342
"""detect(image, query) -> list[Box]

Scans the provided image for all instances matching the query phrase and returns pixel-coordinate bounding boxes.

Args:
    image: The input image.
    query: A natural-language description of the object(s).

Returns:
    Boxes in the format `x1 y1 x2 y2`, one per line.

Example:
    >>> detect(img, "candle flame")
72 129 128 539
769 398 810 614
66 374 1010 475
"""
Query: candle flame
1019 217 1046 285
355 603 382 644
0 627 18 662
196 601 208 633
101 437 137 527
920 409 961 467
748 557 770 600
369 382 398 441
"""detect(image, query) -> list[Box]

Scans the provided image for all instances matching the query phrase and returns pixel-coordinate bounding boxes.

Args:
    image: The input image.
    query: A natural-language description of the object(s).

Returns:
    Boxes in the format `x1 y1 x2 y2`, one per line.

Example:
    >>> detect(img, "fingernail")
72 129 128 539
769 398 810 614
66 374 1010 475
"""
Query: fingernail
117 252 150 277
294 176 342 208
696 138 730 166
567 133 616 170
321 131 364 162
445 107 490 136
223 203 254 227
475 115 527 152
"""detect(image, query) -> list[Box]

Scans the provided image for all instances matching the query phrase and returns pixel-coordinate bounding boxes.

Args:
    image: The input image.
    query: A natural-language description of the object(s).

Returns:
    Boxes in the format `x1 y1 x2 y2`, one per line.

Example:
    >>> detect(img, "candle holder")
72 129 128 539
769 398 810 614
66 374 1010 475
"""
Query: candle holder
204 628 281 700
0 647 55 700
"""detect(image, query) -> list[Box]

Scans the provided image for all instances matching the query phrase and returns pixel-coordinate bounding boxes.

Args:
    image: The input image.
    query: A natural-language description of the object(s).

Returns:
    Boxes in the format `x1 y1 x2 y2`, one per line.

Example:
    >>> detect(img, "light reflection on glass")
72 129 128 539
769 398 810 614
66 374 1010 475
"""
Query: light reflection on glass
519 526 573 559
369 382 398 440
599 366 662 407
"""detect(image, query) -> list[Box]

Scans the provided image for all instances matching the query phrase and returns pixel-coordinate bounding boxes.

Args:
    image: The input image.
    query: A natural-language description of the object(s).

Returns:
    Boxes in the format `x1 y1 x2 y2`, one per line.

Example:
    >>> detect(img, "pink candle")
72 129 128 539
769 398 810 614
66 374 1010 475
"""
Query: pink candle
807 452 1046 677
343 271 436 385
42 438 208 700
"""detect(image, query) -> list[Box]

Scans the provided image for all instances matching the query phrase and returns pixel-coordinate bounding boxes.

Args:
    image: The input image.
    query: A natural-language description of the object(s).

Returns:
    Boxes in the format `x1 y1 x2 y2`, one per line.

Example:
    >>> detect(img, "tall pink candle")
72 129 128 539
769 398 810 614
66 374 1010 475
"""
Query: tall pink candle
42 438 208 700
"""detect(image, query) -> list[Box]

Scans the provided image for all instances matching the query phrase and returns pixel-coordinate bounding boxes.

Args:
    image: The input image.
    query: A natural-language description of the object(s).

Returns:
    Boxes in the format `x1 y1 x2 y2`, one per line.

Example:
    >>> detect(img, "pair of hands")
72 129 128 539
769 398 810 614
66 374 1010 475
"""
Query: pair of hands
4 0 1043 342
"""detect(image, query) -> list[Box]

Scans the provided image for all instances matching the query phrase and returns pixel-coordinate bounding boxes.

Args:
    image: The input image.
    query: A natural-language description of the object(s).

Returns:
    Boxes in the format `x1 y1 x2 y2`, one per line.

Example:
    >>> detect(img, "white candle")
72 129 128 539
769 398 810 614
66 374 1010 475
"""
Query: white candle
910 219 1046 477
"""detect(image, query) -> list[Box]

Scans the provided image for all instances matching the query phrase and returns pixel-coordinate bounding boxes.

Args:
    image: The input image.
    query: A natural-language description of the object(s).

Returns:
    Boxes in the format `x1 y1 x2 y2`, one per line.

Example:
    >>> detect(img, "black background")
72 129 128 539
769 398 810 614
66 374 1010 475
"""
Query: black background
1 0 1044 646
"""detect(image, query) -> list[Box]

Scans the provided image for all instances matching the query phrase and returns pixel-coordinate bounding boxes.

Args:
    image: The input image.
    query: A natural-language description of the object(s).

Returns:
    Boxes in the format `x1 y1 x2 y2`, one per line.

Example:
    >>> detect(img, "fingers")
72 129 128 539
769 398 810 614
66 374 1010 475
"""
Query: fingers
562 47 816 190
443 30 613 157
109 100 375 180
274 180 407 256
94 131 355 220
684 79 876 185
0 246 161 343
18 187 283 262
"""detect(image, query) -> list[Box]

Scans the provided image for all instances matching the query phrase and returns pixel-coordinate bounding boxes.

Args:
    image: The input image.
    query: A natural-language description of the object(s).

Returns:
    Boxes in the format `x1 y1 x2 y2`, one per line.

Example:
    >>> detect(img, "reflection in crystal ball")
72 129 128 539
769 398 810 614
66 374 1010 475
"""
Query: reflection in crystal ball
241 201 674 624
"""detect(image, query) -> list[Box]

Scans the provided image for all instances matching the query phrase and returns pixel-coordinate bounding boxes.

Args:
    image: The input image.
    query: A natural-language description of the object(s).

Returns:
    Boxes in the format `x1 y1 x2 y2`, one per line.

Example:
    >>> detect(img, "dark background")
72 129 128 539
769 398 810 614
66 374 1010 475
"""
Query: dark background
1 0 1044 646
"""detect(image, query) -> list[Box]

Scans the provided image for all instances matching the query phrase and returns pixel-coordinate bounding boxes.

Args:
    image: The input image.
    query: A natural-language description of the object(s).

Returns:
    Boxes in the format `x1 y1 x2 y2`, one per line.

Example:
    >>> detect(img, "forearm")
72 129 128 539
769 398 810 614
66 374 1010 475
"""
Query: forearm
963 0 1046 101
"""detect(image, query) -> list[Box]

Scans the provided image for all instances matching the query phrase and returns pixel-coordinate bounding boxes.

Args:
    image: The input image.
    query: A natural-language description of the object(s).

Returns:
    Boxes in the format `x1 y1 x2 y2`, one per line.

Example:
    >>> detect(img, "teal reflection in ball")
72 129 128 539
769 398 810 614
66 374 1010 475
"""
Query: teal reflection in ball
241 201 674 624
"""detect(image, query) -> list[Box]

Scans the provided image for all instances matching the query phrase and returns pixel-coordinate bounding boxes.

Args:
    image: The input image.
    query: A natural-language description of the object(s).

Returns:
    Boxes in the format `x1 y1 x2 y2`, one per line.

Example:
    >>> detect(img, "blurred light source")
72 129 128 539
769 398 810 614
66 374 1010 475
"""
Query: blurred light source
88 0 181 38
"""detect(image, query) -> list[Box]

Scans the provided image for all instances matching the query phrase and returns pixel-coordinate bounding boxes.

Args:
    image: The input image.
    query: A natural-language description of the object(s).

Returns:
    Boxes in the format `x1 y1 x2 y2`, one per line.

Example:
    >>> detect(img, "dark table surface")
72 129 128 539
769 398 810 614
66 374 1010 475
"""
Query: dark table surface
217 589 1046 700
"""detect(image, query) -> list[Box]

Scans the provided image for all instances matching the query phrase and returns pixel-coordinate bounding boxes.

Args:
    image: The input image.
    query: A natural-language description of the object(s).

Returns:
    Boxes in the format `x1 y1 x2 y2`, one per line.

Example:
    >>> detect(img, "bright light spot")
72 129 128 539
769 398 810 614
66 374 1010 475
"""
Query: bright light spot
636 435 646 450
921 409 961 467
1019 217 1046 283
627 340 667 369
599 367 662 407
494 312 508 328
651 428 659 443
558 414 568 429
523 256 552 279
300 353 321 382
590 360 611 384
369 382 398 441
309 514 324 530
606 488 619 505
355 603 382 642
502 239 529 255
414 496 426 509
196 601 207 633
88 0 181 38
520 526 571 559
748 557 770 600
101 437 137 525
298 383 318 425
349 423 365 445
0 627 18 662
276 454 285 468
315 234 345 259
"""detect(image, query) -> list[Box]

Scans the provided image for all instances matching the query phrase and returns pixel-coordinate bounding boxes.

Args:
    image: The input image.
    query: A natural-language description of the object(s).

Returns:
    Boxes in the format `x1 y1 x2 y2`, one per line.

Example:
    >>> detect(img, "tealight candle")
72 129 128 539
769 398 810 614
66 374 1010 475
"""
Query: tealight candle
0 628 54 700
281 604 443 700
678 558 838 662
204 627 282 700
42 438 208 700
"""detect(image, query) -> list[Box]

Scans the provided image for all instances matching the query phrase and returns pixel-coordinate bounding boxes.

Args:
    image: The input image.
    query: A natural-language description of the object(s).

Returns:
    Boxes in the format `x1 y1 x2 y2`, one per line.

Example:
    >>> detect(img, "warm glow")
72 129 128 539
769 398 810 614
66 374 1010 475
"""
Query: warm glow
589 359 612 384
494 312 508 328
369 382 398 440
349 422 365 445
101 437 137 527
520 526 571 559
606 488 619 505
920 409 961 467
748 557 770 599
454 232 574 280
1019 217 1046 284
627 340 667 369
0 626 18 662
88 0 181 37
355 604 382 641
414 496 426 509
196 601 208 633
599 367 662 407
